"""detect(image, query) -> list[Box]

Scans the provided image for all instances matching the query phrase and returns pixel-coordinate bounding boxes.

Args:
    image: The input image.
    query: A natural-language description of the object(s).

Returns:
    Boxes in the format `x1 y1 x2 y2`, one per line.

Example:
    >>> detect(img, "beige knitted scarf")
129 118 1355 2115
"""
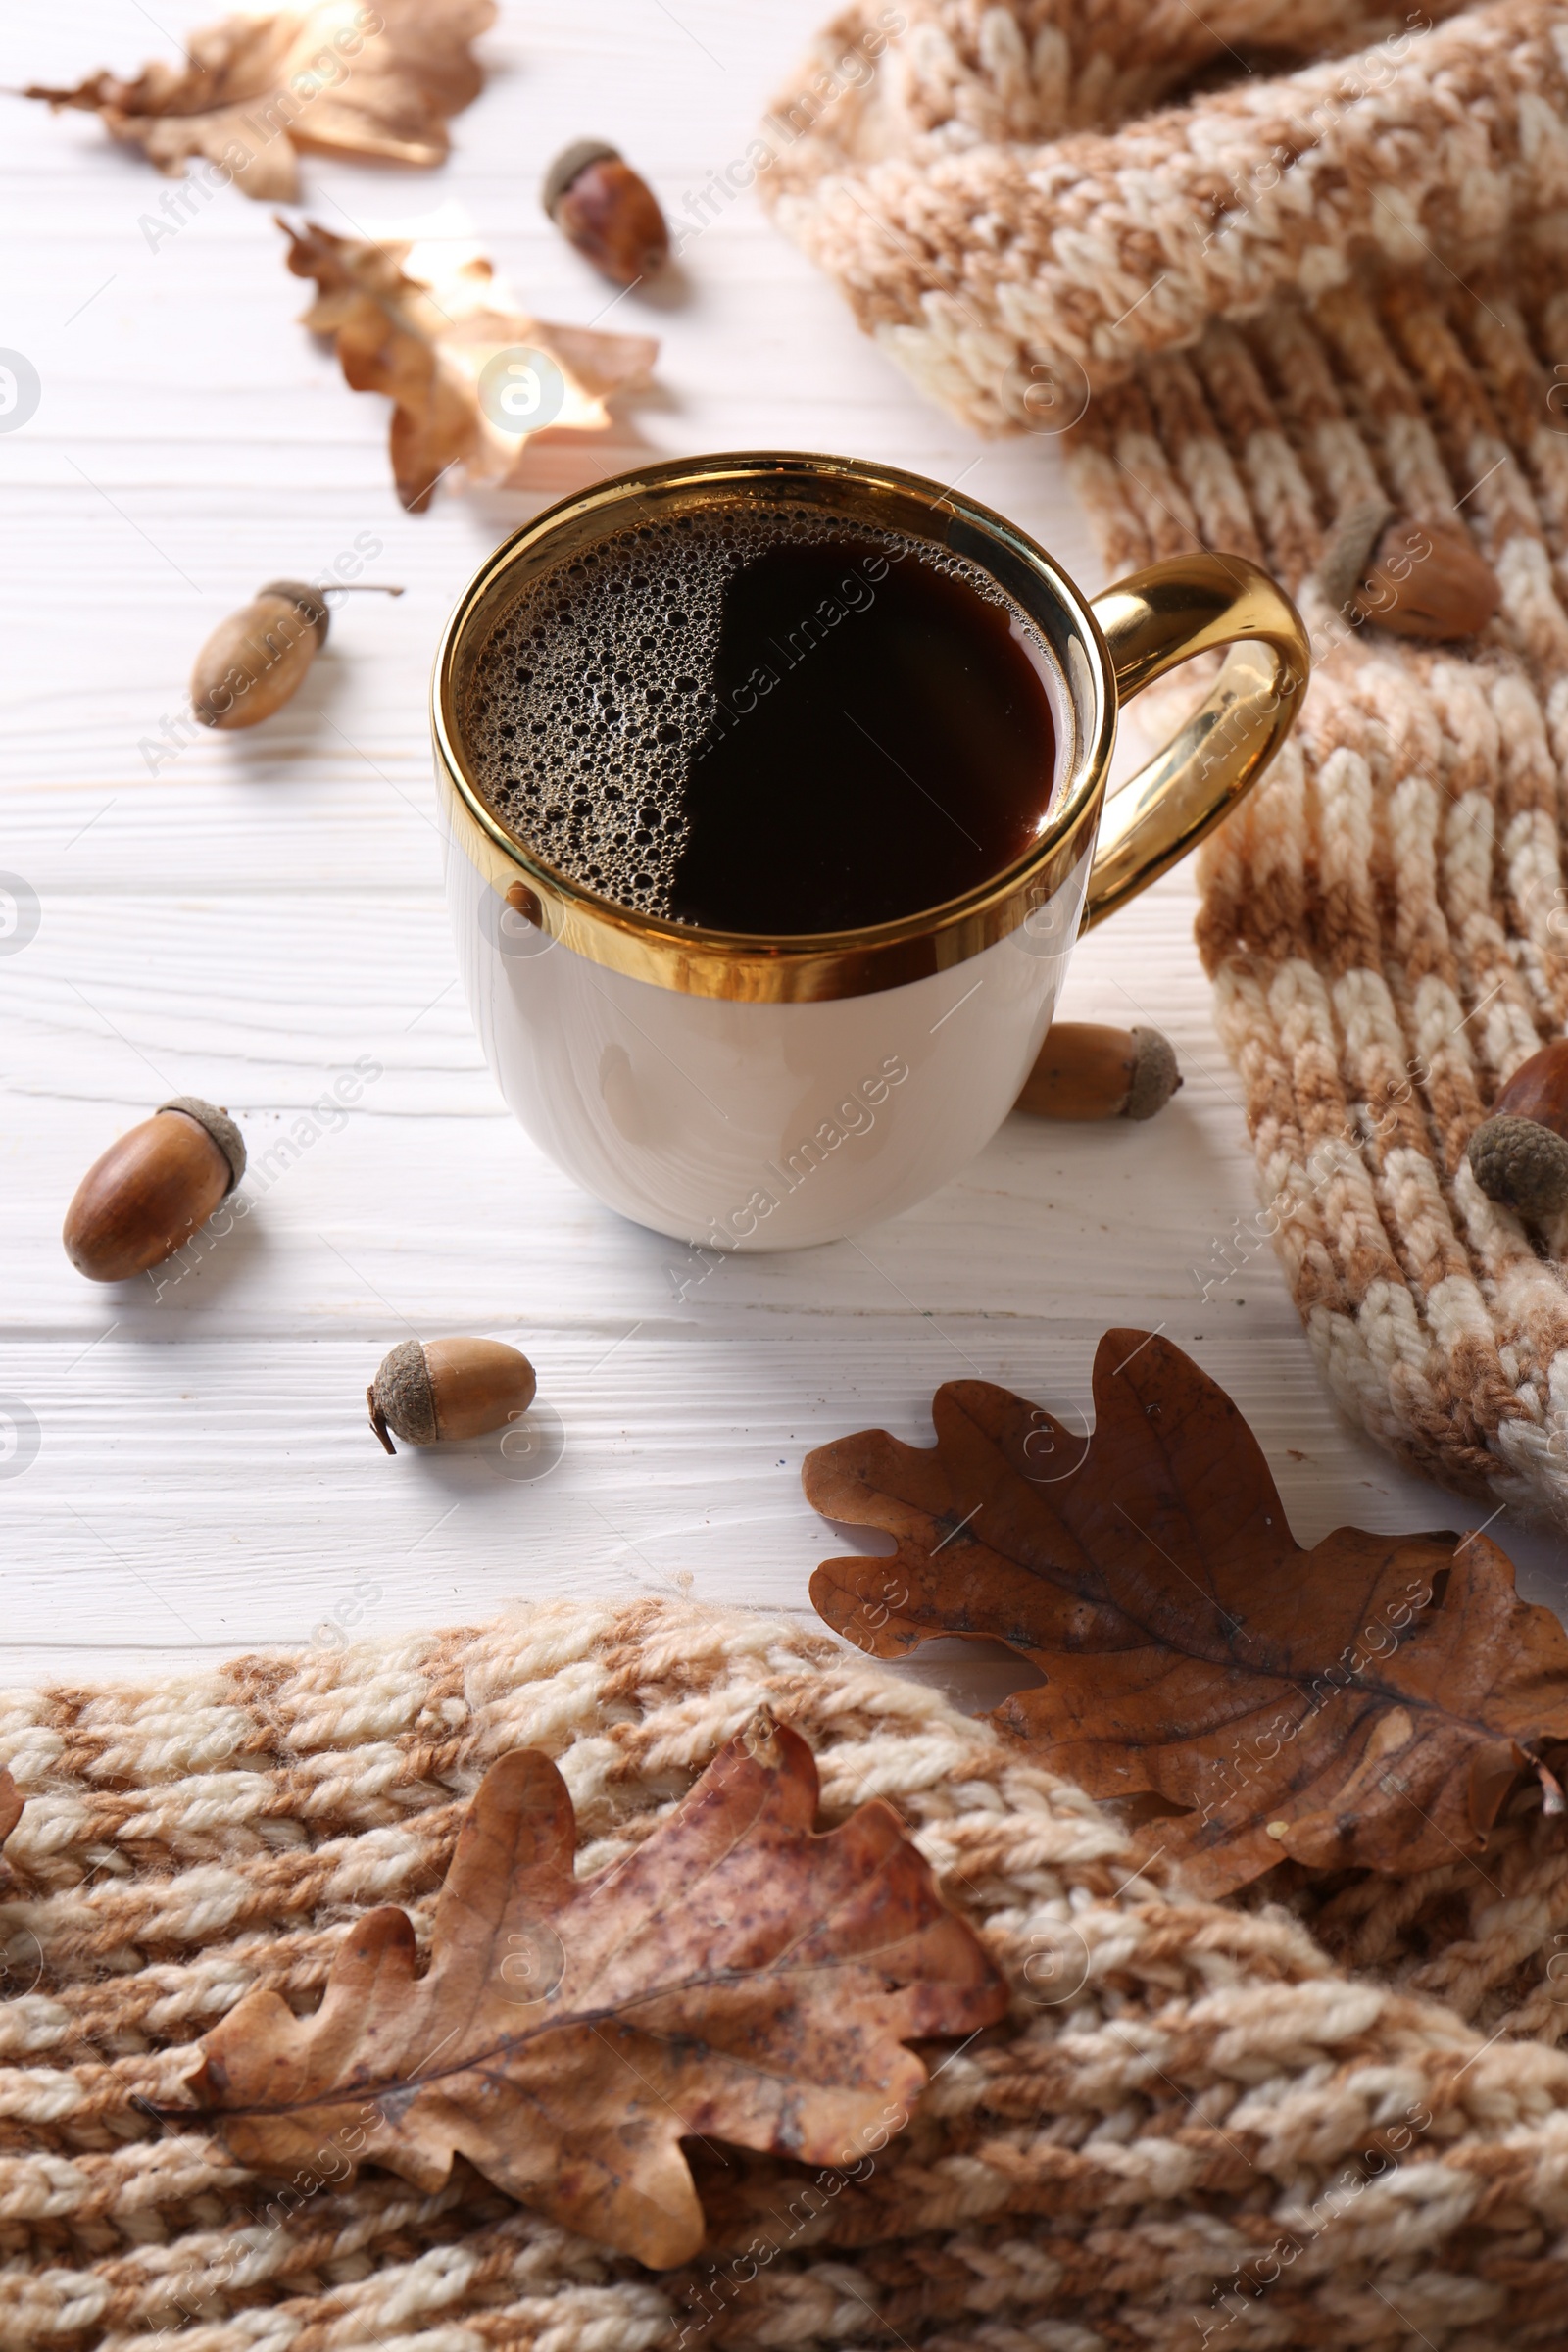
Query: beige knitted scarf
760 0 1568 1527
7 1599 1568 2351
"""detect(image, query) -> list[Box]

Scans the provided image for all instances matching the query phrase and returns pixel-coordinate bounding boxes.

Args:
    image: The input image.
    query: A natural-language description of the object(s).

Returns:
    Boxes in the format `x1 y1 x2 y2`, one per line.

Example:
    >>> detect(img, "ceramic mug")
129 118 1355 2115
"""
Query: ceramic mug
434 452 1308 1251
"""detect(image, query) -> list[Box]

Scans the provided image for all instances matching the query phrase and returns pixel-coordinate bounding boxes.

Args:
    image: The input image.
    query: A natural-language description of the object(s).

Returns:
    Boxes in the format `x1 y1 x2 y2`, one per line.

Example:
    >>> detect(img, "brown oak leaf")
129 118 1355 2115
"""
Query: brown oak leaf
805 1330 1568 1898
281 217 658 511
173 1713 1004 2267
23 1 495 204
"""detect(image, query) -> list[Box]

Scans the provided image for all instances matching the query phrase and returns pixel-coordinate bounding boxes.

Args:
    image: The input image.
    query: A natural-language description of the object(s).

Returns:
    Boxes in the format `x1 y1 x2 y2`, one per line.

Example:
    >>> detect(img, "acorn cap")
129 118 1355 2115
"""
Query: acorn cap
257 579 331 651
368 1339 437 1453
1318 498 1396 615
1466 1113 1568 1222
156 1097 246 1193
542 138 621 216
1124 1027 1182 1121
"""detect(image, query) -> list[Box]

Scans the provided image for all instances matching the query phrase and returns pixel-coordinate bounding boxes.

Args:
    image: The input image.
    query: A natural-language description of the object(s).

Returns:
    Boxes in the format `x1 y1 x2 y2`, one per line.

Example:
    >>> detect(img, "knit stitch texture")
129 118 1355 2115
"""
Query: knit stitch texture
5 1600 1568 2350
760 0 1568 1525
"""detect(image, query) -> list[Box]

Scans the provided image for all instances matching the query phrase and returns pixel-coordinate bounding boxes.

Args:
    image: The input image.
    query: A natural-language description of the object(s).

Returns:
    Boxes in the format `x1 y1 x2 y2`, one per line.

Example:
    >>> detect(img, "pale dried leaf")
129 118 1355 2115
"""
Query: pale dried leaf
24 0 496 202
281 217 658 510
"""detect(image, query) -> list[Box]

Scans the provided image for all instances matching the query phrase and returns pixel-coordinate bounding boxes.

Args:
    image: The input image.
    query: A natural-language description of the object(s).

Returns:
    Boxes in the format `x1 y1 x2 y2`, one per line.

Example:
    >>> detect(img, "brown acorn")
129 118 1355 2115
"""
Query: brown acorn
1320 500 1499 640
1466 1041 1568 1222
542 140 669 286
368 1338 538 1454
63 1098 246 1282
1015 1023 1182 1121
191 579 403 730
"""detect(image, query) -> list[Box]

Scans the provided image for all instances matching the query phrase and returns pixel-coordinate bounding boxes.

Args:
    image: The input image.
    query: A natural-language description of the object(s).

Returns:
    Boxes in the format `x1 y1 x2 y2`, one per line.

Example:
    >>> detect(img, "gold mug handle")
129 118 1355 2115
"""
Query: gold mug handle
1082 553 1311 930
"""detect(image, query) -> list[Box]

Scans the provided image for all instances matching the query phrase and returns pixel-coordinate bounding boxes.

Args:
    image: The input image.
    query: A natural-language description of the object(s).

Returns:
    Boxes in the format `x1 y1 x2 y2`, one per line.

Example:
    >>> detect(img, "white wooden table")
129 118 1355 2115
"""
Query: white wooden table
4 0 1561 1695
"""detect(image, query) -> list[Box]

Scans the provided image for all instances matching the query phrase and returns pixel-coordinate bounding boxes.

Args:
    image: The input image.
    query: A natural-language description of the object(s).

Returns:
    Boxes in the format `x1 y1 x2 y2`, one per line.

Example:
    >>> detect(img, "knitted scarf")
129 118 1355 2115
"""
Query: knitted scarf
6 1601 1568 2351
760 0 1568 1529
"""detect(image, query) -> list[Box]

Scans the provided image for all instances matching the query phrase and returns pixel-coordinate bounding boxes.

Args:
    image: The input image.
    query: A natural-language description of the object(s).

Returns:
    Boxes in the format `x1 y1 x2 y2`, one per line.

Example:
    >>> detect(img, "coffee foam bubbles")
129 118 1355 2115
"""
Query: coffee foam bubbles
464 502 1030 922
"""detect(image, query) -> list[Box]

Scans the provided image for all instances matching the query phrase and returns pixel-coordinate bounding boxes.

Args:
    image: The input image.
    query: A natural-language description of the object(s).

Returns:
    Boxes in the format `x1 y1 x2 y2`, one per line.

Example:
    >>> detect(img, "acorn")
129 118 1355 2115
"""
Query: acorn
542 140 669 286
191 579 402 730
1319 499 1499 640
368 1338 538 1454
1015 1023 1182 1121
1466 1041 1568 1222
63 1098 246 1282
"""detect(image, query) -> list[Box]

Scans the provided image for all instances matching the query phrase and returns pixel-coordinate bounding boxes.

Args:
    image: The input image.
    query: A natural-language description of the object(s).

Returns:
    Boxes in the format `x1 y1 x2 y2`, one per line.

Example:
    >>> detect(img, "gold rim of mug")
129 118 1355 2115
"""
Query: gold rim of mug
432 450 1117 1004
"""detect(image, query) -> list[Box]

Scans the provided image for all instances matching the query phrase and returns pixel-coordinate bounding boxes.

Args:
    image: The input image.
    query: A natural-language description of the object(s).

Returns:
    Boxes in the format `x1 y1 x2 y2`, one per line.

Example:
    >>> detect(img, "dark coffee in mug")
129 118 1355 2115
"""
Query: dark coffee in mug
462 501 1060 936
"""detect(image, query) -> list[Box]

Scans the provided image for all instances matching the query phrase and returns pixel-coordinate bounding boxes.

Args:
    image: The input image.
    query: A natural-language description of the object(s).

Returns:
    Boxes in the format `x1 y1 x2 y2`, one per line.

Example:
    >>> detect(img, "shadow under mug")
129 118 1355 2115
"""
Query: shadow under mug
433 452 1308 1251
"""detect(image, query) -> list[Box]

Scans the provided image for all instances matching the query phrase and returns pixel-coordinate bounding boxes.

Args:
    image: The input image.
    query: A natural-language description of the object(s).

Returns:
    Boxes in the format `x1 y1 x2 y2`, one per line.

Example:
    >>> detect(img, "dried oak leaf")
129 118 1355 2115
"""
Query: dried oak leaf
805 1330 1568 1898
174 1714 1004 2267
281 217 658 512
23 1 496 204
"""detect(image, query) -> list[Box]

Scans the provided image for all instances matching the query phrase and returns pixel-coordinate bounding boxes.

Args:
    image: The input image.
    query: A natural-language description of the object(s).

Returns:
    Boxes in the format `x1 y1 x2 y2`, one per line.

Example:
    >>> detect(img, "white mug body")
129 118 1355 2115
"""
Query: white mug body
447 816 1088 1249
432 451 1131 1255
